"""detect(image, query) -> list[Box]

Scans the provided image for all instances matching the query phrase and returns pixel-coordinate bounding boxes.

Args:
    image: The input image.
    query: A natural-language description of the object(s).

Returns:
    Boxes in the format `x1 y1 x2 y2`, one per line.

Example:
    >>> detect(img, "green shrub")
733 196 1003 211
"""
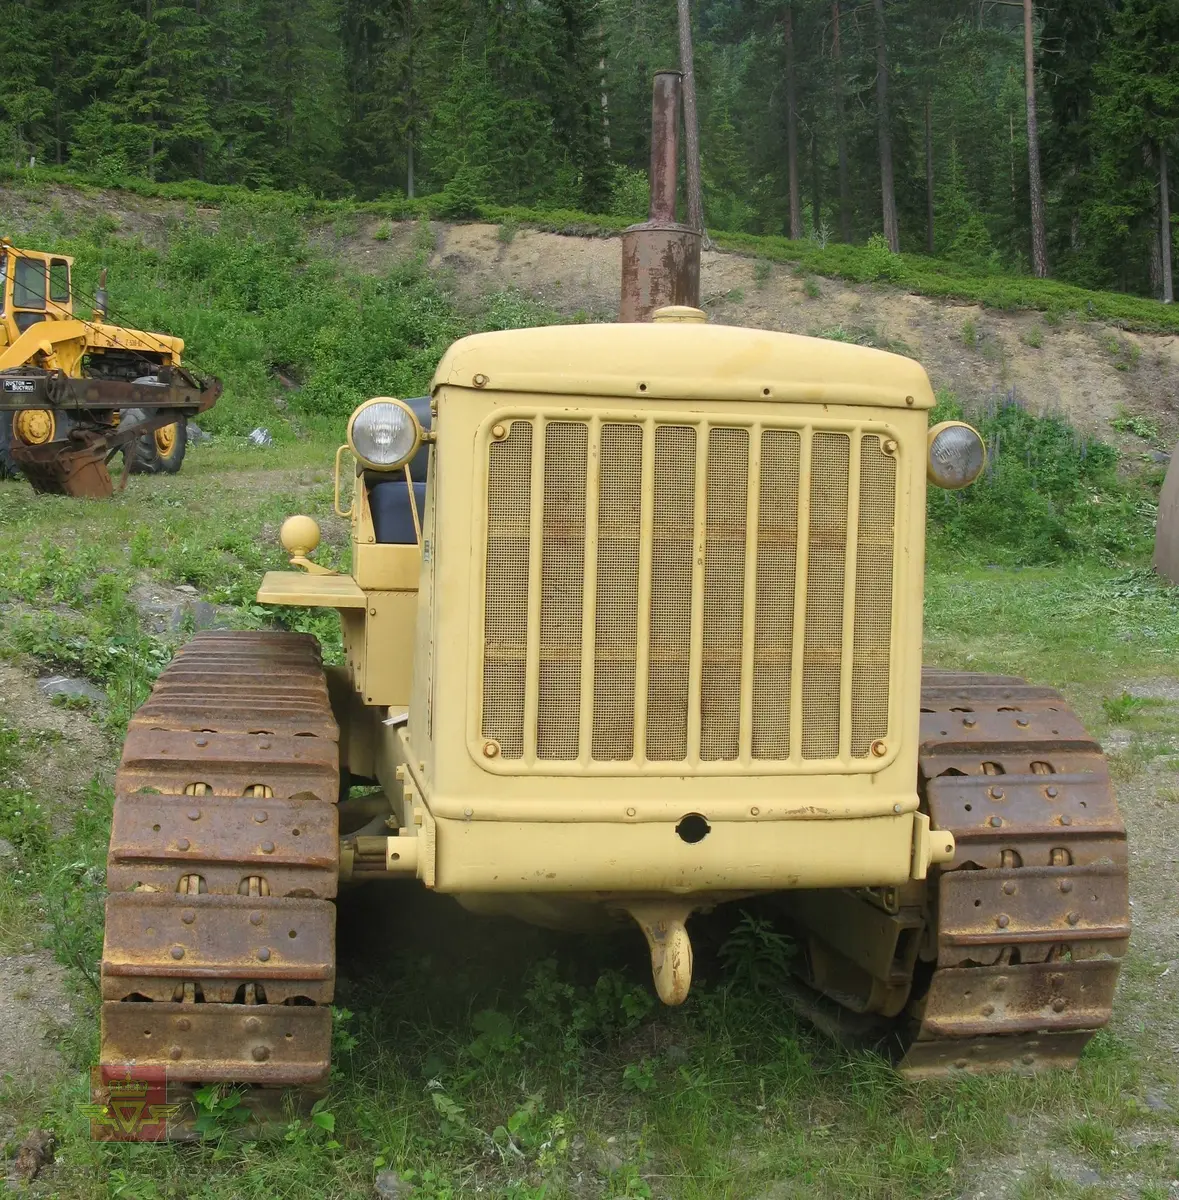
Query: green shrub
927 392 1151 565
435 168 485 220
861 232 901 283
609 165 649 222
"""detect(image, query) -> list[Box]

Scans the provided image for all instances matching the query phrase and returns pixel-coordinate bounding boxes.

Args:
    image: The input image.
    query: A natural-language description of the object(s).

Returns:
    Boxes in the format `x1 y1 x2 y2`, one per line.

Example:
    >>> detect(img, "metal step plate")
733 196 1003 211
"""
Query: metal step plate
100 1001 331 1085
103 892 335 1003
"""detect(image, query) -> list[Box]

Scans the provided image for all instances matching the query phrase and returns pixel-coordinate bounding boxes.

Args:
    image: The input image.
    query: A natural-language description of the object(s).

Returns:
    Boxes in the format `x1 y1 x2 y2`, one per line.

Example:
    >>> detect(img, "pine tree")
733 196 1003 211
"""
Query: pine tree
0 0 53 165
1094 0 1179 299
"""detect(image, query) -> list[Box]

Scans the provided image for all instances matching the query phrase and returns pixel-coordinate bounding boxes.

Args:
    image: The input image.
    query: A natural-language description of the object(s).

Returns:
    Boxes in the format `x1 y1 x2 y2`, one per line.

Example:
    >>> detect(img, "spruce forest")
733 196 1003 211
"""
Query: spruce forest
2 0 1177 300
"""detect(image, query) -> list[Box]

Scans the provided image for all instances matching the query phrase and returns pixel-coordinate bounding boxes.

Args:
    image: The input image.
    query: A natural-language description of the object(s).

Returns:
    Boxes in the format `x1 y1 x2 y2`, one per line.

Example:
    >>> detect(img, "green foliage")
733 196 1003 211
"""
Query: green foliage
0 725 54 860
609 165 649 222
521 958 653 1076
718 912 796 994
434 167 486 220
927 393 1152 565
860 233 902 283
1102 692 1149 724
1110 408 1161 443
813 324 915 358
193 1085 254 1139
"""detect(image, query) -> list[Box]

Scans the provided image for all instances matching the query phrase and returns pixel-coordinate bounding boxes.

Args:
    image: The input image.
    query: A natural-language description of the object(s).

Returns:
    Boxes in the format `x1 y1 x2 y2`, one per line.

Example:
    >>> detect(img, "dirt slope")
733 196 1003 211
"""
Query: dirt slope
6 183 1177 448
340 219 1179 449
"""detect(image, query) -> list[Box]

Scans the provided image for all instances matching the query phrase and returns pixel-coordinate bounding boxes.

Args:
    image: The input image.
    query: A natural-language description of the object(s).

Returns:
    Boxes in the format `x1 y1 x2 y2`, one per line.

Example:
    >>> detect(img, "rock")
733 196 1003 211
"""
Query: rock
0 837 15 859
590 1145 625 1175
12 1128 55 1182
248 427 274 447
186 423 212 445
167 600 225 633
175 584 198 595
373 1169 414 1198
1144 1091 1171 1113
36 675 105 703
1151 449 1171 464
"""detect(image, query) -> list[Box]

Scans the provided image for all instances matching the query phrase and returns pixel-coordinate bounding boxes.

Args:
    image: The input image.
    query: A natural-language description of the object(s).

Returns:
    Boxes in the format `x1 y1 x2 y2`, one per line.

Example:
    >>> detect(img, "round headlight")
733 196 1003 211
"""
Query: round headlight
347 397 422 470
927 421 986 490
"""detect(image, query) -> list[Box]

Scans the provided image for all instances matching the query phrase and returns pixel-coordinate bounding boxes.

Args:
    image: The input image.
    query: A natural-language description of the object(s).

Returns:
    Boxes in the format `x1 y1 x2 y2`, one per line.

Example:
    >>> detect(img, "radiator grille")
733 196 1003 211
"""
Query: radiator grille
480 417 899 769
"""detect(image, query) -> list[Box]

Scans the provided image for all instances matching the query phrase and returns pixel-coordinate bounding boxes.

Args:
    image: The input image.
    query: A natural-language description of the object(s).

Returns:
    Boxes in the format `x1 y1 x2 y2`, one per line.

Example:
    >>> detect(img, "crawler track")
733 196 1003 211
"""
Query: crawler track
785 670 1129 1077
99 632 340 1115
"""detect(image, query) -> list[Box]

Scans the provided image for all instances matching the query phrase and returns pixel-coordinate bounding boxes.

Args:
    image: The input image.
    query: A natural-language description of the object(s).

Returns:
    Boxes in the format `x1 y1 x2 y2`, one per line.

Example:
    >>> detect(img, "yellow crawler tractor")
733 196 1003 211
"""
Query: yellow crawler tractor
0 239 220 496
96 314 1129 1114
95 78 1127 1126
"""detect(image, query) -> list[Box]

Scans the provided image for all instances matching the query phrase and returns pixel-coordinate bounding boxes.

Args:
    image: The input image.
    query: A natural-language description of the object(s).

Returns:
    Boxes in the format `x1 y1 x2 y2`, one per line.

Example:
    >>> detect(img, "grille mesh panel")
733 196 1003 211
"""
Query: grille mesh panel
645 426 696 761
752 430 802 758
480 418 897 768
537 422 588 759
701 428 749 760
482 421 532 757
802 433 851 759
851 436 897 757
592 424 643 760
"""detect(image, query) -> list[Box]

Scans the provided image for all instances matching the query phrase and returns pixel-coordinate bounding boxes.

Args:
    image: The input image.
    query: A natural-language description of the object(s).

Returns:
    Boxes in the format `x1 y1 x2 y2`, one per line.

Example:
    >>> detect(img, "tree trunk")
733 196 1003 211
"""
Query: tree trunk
925 92 934 254
874 0 899 252
1162 142 1174 304
599 54 610 148
677 0 705 236
785 4 802 239
407 0 416 198
811 131 822 239
832 1 851 242
1023 0 1048 277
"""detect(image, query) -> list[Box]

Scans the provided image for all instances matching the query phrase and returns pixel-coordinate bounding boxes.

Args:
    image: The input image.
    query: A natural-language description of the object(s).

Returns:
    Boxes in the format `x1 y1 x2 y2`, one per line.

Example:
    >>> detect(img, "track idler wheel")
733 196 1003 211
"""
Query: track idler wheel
778 670 1129 1077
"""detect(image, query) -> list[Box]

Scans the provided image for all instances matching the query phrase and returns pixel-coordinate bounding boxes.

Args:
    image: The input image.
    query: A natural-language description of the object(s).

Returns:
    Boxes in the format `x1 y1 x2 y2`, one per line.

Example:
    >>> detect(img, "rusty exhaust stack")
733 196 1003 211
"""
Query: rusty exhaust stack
620 71 702 322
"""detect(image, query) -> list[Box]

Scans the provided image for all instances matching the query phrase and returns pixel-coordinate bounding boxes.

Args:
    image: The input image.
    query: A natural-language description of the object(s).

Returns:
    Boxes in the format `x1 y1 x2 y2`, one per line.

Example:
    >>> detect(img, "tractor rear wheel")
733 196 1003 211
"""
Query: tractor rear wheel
121 402 188 475
5 409 75 480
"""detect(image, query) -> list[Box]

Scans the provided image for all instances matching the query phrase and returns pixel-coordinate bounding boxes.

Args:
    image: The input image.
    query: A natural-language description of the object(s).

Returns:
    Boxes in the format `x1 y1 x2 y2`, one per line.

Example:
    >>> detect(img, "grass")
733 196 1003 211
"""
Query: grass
1 199 1177 1197
812 323 916 359
1 430 1177 1197
6 163 1179 333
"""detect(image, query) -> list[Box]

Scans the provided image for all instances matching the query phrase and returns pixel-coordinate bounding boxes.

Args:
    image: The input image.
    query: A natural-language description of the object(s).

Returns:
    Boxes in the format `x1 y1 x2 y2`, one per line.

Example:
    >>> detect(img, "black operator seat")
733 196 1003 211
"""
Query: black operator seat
366 396 430 545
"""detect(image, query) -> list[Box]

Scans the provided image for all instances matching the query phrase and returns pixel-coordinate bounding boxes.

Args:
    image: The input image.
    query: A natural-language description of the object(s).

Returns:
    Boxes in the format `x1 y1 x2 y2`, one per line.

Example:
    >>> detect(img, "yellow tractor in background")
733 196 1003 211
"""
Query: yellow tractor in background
0 239 220 496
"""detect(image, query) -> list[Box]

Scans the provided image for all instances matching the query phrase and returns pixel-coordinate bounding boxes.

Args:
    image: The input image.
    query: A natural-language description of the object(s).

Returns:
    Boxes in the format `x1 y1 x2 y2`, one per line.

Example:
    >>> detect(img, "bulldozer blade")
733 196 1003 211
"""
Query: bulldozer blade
10 437 114 497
